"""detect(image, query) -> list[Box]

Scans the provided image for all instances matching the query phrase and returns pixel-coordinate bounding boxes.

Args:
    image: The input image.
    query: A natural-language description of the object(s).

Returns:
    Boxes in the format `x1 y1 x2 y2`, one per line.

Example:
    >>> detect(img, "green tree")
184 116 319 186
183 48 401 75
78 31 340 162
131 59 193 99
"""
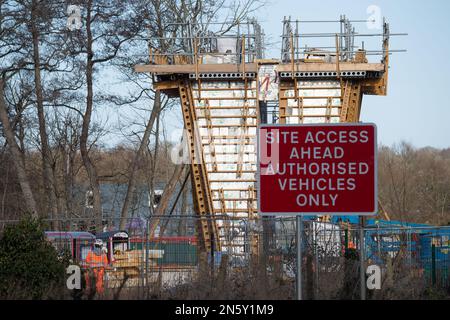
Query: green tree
0 216 69 299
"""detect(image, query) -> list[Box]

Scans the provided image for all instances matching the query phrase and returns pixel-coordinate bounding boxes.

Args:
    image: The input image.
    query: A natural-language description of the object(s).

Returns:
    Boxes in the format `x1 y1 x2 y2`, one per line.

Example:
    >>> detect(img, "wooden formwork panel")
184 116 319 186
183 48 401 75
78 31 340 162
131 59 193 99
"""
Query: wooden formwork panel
279 79 363 124
191 79 259 255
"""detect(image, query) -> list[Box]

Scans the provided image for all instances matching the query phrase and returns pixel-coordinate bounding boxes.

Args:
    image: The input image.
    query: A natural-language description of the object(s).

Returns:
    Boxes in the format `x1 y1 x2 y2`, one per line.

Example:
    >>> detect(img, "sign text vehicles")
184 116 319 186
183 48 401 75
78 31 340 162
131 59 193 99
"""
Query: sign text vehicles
258 124 377 215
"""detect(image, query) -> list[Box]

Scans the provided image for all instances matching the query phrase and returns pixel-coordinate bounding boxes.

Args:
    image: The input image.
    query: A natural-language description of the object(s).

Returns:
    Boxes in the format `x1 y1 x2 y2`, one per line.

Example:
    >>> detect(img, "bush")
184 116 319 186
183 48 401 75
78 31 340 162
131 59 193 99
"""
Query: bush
0 216 69 299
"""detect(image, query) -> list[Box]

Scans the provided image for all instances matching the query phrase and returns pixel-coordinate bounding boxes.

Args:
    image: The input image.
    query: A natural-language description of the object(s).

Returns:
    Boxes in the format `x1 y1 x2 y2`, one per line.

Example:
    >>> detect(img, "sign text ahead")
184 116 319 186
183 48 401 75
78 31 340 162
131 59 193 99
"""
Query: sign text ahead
258 124 377 215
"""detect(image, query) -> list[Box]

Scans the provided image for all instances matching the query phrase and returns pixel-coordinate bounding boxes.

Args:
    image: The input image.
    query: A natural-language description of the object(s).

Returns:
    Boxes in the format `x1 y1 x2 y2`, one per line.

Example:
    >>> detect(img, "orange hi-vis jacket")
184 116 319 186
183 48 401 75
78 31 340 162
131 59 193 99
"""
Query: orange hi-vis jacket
85 250 108 268
348 240 356 249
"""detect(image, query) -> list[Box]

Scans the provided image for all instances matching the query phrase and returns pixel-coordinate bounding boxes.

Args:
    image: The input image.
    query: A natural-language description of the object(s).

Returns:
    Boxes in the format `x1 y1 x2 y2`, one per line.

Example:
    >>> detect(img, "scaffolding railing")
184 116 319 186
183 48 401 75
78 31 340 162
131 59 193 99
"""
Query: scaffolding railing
280 15 407 64
146 20 264 66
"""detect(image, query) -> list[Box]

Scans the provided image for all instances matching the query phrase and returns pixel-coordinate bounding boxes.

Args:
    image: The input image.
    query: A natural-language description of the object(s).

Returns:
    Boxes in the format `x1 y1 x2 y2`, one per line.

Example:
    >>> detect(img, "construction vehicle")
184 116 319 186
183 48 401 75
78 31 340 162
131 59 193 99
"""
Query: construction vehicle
45 231 96 263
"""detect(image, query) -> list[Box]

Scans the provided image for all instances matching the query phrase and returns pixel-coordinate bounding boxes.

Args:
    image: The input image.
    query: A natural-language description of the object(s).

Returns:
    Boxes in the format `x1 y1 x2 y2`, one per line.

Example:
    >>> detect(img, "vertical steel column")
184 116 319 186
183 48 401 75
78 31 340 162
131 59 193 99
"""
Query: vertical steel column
339 15 343 61
178 81 217 254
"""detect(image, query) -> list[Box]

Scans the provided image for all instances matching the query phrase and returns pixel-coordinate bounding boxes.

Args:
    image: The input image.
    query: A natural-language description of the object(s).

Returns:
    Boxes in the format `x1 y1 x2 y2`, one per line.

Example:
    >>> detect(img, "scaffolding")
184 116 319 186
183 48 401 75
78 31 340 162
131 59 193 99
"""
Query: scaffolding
135 17 406 258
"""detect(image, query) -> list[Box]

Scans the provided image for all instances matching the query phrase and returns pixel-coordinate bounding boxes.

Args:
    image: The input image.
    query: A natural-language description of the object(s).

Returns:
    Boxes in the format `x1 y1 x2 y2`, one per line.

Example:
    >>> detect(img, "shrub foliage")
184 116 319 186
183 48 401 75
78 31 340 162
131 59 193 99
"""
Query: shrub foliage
0 216 68 299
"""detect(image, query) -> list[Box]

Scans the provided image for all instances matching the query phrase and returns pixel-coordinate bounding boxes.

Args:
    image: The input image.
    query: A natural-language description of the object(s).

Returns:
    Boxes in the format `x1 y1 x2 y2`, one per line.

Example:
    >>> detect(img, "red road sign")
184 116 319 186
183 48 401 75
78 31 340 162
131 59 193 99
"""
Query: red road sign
258 123 377 215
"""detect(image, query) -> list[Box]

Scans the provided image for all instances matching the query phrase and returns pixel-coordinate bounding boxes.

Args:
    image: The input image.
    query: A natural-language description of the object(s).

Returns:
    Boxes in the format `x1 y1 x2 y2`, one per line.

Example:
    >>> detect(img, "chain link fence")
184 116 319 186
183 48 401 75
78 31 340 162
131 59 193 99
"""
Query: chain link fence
1 216 449 299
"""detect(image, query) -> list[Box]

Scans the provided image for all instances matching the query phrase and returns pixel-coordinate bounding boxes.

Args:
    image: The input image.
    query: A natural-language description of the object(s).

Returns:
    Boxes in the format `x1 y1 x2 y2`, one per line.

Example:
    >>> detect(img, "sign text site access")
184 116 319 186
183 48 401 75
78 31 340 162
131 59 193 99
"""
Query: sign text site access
258 124 377 215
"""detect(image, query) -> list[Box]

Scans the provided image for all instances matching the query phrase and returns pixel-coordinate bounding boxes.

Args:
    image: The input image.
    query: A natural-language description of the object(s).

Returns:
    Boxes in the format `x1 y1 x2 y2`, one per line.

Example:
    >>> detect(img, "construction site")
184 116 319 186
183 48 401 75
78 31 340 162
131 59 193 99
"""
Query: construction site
1 1 450 302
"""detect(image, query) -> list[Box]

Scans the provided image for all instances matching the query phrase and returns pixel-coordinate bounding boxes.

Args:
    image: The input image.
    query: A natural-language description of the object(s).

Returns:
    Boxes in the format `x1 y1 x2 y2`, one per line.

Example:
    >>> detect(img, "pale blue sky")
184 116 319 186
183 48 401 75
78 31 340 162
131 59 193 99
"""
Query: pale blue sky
258 0 450 148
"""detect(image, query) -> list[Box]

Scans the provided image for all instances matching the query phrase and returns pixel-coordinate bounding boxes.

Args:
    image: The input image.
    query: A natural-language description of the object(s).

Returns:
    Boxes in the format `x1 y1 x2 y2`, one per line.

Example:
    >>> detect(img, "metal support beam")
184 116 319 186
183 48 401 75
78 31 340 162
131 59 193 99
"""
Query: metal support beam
178 81 220 253
340 81 362 122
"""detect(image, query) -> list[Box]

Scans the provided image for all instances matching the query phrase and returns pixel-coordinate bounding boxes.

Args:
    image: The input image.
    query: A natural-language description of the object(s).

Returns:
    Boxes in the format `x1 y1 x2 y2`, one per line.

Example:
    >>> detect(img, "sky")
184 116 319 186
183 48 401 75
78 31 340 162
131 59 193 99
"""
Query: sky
103 0 450 149
256 0 450 148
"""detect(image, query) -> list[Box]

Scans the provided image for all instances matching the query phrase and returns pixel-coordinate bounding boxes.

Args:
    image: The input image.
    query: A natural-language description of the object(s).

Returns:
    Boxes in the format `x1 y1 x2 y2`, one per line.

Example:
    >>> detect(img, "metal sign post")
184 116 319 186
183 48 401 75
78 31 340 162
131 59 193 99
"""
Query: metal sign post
296 215 303 300
359 216 366 300
258 123 378 301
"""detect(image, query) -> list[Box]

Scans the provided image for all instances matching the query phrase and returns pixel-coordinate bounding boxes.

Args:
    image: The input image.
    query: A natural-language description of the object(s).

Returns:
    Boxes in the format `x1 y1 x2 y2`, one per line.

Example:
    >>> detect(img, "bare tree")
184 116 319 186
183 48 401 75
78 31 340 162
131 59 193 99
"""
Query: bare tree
119 90 163 229
0 79 37 215
64 0 145 230
29 0 60 225
0 0 39 216
378 142 450 224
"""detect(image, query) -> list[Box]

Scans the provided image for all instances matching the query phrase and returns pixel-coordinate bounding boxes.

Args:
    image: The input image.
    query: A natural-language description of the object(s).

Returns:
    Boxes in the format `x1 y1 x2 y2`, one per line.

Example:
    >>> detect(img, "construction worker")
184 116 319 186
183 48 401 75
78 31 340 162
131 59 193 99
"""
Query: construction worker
348 239 356 249
85 239 109 295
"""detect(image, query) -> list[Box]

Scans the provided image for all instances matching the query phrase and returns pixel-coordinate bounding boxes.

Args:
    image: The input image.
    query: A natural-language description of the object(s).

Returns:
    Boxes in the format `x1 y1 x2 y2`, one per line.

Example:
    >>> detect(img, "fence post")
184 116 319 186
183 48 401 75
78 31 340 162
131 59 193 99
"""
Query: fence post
431 243 436 286
314 224 319 299
145 218 150 293
407 229 412 267
344 228 349 255
296 215 303 300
